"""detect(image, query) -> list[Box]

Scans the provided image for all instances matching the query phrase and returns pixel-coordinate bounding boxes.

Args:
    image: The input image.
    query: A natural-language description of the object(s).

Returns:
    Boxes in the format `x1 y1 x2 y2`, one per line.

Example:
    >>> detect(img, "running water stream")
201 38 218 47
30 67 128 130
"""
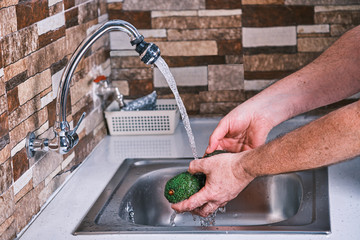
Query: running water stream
155 57 199 159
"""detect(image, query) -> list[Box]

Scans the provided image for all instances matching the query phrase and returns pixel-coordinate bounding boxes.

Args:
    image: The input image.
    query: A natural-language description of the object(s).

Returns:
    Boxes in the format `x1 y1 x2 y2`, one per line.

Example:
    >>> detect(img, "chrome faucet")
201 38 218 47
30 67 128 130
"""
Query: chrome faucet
94 75 125 108
25 20 161 157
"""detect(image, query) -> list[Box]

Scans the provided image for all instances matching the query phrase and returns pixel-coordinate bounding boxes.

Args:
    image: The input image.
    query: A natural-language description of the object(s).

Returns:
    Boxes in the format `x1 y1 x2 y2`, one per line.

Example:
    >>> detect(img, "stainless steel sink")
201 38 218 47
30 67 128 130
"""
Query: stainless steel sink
74 158 330 235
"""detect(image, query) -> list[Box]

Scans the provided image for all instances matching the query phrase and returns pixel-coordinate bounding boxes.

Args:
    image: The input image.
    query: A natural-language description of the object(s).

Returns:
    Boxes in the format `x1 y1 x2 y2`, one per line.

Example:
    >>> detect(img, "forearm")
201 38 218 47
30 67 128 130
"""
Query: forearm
241 100 360 177
250 25 360 126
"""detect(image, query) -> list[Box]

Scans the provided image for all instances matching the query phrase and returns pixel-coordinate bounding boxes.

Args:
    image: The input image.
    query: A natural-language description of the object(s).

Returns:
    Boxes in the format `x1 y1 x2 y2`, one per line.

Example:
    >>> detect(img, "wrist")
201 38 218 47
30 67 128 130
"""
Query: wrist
231 152 257 181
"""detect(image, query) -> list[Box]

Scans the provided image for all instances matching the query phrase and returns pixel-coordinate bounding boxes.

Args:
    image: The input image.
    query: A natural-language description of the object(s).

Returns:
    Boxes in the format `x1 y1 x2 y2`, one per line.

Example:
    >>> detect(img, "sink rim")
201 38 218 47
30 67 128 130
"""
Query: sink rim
73 158 330 235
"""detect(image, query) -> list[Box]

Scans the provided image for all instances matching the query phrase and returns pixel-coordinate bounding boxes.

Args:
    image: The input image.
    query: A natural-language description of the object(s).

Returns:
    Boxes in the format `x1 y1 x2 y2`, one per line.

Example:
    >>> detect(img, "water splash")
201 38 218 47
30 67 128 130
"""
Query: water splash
125 202 135 224
155 57 199 159
170 211 177 227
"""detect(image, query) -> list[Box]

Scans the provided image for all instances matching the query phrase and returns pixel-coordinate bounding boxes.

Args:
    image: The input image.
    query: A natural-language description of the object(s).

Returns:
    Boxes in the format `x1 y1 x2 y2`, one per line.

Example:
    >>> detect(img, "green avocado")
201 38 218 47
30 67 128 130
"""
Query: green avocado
164 150 228 203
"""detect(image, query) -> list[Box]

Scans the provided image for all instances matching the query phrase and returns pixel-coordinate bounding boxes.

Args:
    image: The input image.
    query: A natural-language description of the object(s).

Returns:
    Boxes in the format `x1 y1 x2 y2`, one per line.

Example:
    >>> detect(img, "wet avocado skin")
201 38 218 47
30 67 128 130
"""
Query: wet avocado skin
164 150 227 203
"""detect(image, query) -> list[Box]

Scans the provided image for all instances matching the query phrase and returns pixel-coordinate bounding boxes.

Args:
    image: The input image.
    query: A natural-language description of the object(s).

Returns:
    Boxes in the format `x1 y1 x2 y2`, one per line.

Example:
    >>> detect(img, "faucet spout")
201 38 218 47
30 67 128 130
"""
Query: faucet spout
26 20 161 157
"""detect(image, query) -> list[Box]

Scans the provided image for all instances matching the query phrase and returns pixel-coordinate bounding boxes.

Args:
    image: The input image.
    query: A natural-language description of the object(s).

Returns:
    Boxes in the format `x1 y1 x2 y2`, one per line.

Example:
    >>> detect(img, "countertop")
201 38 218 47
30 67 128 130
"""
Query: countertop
18 117 360 240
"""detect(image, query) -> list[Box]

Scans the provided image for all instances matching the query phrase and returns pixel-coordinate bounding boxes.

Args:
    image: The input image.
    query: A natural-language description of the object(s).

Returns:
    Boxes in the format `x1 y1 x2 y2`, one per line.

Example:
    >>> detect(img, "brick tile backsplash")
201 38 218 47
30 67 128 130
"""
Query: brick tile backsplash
0 0 359 239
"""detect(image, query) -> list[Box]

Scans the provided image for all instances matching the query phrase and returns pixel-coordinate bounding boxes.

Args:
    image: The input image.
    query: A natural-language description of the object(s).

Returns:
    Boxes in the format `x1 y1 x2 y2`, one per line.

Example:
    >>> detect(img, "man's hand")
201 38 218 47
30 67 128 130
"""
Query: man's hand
206 103 274 154
171 152 255 217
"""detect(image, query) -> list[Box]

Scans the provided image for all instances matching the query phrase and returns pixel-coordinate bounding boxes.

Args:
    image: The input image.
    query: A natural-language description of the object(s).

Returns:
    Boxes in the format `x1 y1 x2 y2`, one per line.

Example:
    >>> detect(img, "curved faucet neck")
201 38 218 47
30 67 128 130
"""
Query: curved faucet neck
55 20 144 132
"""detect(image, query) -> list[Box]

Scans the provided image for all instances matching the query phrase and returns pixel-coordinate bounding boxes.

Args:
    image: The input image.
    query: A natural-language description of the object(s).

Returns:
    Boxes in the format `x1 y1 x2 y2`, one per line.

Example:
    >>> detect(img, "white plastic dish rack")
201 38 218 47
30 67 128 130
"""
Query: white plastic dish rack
104 99 180 135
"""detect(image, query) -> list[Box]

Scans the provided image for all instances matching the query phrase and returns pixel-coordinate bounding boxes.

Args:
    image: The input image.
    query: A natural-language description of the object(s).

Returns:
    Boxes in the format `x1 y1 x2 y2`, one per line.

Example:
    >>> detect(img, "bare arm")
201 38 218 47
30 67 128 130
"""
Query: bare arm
173 100 360 217
206 25 360 154
253 25 360 127
241 100 360 177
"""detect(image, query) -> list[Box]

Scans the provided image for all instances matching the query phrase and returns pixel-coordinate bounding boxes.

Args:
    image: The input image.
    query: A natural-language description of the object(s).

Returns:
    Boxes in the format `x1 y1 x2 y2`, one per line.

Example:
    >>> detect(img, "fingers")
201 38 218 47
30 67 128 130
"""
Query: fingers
206 120 228 154
192 202 220 217
171 188 210 213
188 158 209 175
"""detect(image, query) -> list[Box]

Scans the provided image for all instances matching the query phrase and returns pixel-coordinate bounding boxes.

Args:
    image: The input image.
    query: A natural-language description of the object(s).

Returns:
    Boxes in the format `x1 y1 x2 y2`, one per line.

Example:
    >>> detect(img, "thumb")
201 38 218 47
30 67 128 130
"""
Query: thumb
206 127 226 154
188 158 209 175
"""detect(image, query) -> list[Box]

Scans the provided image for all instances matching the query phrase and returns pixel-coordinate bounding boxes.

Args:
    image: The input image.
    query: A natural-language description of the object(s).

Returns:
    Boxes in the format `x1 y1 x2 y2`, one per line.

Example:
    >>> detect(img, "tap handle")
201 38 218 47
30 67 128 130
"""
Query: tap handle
72 112 86 135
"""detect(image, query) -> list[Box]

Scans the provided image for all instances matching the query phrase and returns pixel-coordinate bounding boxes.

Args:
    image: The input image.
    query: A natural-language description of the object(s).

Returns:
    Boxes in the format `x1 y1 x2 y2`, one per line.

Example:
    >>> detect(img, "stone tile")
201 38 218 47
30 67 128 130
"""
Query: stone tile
7 87 19 113
0 112 8 139
199 90 245 102
17 69 52 105
155 41 217 56
217 39 242 55
13 169 32 198
1 25 38 66
32 151 63 187
65 7 79 28
244 53 320 71
0 187 14 226
315 11 353 25
243 27 296 48
285 0 360 5
152 15 242 29
0 159 12 195
0 76 4 96
14 183 43 233
8 95 42 130
107 2 123 10
111 56 147 69
122 0 205 10
244 70 293 80
200 102 239 115
27 37 66 76
330 24 356 36
243 0 284 4
0 0 18 9
128 79 153 97
108 10 151 29
208 64 244 91
49 1 64 16
298 37 337 52
226 55 243 64
39 26 66 49
154 66 207 87
167 28 241 41
243 46 297 55
242 5 314 27
151 10 197 18
0 134 10 153
139 29 167 38
12 148 28 182
244 79 276 91
5 71 27 92
70 74 93 105
297 24 330 34
85 109 104 135
50 56 68 75
198 9 242 17
110 31 135 50
0 6 17 38
3 58 27 83
65 21 92 55
110 68 152 80
0 95 7 115
64 0 75 9
9 107 48 148
112 80 129 96
315 5 360 12
37 12 65 35
38 171 69 207
16 0 49 30
78 1 98 24
0 145 10 165
161 56 225 67
0 215 16 240
205 0 242 9
179 93 200 114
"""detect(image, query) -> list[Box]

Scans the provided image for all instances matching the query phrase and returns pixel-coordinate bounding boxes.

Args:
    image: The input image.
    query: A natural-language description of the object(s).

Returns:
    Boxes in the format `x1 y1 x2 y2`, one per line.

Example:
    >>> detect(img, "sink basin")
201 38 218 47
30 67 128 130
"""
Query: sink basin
74 158 330 234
